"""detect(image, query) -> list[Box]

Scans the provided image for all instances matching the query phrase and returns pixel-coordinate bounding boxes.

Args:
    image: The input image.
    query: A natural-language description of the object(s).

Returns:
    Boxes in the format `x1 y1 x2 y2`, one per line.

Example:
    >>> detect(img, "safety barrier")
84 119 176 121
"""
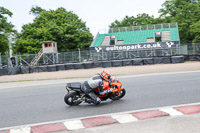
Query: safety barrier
0 55 199 76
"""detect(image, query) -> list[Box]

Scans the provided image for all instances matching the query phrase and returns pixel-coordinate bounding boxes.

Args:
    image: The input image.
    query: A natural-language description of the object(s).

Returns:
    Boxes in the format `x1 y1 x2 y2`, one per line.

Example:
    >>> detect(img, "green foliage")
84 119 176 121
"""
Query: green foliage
159 0 200 43
110 13 165 28
15 7 93 54
29 5 45 16
109 0 200 43
190 21 200 42
0 7 16 55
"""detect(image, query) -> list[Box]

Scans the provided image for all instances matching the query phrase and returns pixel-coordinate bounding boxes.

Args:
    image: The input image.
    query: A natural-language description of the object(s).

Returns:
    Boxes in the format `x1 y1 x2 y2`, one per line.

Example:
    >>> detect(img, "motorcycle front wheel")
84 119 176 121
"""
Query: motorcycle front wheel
64 91 82 106
110 89 126 100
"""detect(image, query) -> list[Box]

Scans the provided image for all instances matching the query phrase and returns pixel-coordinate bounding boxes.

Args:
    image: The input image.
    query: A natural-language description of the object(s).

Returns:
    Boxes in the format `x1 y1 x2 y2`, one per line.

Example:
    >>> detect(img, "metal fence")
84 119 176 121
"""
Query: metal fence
0 55 9 69
90 47 178 61
0 43 200 69
99 23 178 34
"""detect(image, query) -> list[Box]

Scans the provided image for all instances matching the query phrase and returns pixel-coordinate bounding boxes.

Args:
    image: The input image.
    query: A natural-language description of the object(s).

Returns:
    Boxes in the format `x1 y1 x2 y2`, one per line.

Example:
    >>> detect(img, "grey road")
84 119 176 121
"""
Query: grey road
0 71 200 128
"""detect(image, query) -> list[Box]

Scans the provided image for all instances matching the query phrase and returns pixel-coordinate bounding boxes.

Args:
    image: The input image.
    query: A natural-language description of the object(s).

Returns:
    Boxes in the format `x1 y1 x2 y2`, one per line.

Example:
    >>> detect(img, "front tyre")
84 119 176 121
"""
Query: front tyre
64 92 82 106
110 89 126 100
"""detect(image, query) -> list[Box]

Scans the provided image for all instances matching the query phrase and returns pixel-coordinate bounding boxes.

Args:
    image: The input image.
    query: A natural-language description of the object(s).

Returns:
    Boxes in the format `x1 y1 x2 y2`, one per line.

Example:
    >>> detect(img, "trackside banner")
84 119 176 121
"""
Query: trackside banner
91 41 179 53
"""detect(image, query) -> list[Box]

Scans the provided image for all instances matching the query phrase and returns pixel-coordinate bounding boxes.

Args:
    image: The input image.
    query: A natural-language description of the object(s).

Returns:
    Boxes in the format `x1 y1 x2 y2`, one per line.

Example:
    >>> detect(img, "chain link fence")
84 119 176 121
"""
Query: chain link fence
0 43 200 69
0 55 9 69
90 48 178 61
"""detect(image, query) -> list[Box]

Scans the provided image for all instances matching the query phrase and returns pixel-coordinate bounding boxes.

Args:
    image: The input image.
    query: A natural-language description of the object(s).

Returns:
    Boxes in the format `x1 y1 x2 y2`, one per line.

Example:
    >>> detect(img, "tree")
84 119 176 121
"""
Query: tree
159 0 200 43
190 21 200 42
109 13 165 28
15 7 93 54
29 5 45 17
0 7 16 55
109 0 200 43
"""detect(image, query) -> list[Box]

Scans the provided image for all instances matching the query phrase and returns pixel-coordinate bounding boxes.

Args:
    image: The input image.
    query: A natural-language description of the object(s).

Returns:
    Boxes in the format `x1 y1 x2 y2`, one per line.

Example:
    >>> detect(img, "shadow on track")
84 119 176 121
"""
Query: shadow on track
64 99 126 108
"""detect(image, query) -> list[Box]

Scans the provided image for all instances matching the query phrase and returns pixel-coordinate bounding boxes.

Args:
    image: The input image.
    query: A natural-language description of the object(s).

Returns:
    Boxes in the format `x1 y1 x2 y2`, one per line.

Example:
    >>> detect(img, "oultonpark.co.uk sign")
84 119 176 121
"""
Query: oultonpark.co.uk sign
92 41 179 53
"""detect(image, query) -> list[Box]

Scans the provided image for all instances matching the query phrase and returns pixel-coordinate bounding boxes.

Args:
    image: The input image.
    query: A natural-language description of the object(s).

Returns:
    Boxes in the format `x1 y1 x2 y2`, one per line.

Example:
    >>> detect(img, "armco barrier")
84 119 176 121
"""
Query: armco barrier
111 60 123 67
74 63 84 69
38 66 48 72
21 67 30 74
122 59 132 66
143 58 154 65
163 57 171 64
188 55 200 61
171 56 184 63
184 55 190 61
153 57 165 64
8 67 21 75
153 57 171 64
132 58 143 65
93 61 103 68
65 63 74 70
56 64 65 71
47 65 57 72
102 61 112 68
83 62 94 69
0 55 197 76
29 66 39 73
0 68 8 76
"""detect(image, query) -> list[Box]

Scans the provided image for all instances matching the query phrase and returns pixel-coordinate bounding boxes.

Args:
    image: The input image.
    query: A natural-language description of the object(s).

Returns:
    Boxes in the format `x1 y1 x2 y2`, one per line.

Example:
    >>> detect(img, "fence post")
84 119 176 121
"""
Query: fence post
176 45 180 55
20 55 22 66
53 53 55 64
8 35 13 58
170 48 173 55
71 52 74 62
0 53 2 69
137 50 139 57
78 48 81 62
15 56 18 66
126 51 128 58
8 57 13 68
63 52 65 63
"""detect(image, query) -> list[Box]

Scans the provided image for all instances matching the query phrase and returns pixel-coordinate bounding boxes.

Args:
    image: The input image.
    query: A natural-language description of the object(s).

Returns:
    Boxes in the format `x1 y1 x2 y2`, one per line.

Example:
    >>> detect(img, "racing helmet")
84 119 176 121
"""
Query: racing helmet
100 71 111 81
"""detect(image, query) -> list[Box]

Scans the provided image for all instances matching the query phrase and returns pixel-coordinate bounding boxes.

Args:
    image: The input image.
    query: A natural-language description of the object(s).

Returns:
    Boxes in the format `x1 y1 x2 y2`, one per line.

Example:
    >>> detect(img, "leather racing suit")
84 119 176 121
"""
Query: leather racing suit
81 73 110 105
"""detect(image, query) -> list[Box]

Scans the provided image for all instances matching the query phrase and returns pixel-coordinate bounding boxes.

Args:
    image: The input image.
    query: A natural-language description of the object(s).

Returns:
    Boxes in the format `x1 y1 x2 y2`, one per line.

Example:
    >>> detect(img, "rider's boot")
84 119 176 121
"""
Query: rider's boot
85 97 101 105
85 98 93 104
99 88 113 95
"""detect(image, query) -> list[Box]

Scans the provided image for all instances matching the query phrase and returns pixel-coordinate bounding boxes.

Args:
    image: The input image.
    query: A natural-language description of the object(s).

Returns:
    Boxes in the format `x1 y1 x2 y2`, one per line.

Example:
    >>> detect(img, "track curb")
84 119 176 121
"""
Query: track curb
1 103 200 133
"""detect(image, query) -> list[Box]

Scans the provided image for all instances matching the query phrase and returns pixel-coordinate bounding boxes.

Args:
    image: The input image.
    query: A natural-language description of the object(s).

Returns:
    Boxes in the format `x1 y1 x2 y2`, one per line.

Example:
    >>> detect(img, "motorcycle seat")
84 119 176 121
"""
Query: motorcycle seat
66 82 82 89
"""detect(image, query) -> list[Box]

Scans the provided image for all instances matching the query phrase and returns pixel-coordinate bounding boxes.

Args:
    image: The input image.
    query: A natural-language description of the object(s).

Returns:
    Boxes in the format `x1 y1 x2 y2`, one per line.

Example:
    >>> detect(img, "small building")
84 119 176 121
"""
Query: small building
41 41 58 54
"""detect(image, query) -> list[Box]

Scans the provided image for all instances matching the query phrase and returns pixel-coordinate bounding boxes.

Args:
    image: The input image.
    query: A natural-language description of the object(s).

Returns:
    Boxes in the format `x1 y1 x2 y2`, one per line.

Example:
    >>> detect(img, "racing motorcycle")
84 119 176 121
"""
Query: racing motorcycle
64 77 126 106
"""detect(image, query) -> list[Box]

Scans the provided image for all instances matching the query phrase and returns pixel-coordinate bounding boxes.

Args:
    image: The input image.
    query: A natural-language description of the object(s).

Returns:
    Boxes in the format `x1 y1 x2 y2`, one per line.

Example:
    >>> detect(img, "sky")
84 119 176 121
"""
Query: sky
1 0 166 37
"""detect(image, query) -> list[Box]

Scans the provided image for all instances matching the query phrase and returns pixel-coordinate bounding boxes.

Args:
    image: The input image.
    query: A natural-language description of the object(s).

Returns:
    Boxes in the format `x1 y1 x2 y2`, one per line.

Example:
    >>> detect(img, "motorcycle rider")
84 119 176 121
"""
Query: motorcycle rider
81 71 113 105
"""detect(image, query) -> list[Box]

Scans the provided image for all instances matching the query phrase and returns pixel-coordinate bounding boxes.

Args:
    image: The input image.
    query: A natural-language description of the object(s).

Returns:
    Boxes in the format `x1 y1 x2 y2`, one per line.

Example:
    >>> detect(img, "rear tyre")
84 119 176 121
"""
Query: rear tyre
110 89 126 100
64 92 82 106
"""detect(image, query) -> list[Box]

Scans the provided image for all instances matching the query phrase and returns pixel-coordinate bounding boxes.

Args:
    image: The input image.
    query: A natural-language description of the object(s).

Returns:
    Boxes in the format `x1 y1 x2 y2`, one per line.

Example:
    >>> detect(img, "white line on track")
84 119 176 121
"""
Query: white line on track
118 70 200 79
1 70 200 89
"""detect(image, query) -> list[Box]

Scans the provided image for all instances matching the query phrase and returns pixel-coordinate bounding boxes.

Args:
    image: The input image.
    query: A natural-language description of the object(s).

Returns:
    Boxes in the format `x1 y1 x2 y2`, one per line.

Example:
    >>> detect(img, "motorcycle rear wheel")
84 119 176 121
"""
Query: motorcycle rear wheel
64 92 82 106
110 89 126 100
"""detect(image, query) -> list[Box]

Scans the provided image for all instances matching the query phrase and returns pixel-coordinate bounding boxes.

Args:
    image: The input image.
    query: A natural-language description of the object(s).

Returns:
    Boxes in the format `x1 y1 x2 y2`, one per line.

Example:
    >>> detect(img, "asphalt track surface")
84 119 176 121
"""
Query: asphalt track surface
0 71 200 128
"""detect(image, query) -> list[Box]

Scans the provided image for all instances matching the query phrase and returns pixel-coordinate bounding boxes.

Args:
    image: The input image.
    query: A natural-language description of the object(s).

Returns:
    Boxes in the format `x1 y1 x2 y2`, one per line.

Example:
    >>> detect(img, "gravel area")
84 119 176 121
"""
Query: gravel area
0 61 200 82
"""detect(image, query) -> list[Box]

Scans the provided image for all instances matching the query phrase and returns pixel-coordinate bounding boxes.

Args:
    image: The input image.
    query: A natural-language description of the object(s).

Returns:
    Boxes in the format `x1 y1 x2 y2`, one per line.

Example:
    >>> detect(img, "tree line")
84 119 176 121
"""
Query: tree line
0 0 200 55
